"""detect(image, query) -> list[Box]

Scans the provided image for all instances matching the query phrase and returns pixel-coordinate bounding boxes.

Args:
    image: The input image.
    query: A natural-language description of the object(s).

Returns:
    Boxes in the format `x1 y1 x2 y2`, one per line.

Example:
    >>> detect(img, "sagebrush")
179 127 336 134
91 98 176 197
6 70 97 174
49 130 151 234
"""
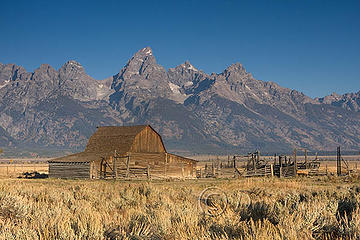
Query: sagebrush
0 176 359 239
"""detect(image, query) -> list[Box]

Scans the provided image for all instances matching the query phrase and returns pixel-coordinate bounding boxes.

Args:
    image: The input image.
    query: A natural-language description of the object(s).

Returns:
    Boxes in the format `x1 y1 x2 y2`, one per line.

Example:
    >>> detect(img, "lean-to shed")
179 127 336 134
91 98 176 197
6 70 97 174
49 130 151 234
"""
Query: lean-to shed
49 125 197 179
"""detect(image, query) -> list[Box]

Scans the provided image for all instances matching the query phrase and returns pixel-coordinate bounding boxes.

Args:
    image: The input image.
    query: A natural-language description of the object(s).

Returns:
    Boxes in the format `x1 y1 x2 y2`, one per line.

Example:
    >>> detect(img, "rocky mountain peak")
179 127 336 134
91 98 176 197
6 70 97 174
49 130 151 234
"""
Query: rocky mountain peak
59 60 86 80
220 62 253 85
61 60 84 71
2 47 360 154
128 47 154 64
328 92 341 98
114 47 167 83
0 63 26 86
316 91 360 112
55 60 108 101
35 64 56 74
170 61 198 73
38 64 54 70
316 92 342 104
111 47 170 106
33 64 57 80
138 46 153 56
167 61 207 87
226 62 245 72
120 47 160 77
181 61 198 72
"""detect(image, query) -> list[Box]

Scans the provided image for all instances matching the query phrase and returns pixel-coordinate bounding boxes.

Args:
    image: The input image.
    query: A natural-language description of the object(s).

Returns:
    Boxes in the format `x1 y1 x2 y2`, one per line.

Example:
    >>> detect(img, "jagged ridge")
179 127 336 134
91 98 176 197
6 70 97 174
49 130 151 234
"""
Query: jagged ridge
0 47 360 155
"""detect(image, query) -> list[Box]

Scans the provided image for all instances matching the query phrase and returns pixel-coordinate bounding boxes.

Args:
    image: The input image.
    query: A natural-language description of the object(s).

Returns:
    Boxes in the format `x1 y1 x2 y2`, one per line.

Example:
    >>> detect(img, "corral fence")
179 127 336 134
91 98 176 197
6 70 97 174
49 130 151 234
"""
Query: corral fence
95 153 195 180
0 163 49 177
194 151 360 178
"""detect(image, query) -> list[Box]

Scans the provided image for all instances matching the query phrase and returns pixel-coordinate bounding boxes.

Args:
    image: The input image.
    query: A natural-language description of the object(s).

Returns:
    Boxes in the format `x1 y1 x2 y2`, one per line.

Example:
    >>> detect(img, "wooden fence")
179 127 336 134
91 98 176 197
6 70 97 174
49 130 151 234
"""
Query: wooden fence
0 164 49 177
243 165 273 177
95 153 196 180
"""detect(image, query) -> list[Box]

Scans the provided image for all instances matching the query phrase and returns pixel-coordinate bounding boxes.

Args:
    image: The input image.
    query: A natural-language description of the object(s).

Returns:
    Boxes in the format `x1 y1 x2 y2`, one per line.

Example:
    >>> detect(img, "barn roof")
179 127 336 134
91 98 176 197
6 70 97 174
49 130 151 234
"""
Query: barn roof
48 152 103 163
49 125 197 164
84 125 148 154
50 125 152 163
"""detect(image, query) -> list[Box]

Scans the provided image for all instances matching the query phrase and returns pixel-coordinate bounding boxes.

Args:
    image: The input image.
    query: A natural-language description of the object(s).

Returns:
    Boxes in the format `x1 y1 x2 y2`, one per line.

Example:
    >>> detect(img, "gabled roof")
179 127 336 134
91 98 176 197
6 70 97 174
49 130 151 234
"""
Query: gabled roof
50 125 151 163
84 125 148 154
89 125 147 138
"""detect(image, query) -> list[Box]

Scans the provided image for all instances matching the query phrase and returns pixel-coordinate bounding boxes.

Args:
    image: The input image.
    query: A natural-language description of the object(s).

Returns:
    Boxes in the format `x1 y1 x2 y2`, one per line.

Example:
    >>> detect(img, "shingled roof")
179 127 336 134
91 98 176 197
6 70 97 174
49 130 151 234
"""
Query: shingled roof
85 125 147 154
48 152 104 163
50 125 150 163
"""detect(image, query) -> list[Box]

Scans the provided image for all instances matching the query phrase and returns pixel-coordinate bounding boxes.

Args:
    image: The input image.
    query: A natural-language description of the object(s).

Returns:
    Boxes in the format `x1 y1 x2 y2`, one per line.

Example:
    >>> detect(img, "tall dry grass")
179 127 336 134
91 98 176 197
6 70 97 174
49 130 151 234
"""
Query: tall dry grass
0 176 359 239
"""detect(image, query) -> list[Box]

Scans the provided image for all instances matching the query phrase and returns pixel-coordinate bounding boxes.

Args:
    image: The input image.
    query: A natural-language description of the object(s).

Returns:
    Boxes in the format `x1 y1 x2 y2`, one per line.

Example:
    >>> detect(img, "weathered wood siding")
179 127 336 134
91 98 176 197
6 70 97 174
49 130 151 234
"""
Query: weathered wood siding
50 153 196 179
167 154 195 177
48 125 196 179
100 153 197 179
49 162 90 179
90 161 101 179
131 126 166 153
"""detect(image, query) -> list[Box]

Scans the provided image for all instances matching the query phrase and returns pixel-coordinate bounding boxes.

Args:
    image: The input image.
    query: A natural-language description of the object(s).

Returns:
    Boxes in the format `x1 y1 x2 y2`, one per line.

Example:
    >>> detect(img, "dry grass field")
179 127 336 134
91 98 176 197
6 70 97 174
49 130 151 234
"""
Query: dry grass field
0 164 48 178
0 159 49 178
0 176 360 239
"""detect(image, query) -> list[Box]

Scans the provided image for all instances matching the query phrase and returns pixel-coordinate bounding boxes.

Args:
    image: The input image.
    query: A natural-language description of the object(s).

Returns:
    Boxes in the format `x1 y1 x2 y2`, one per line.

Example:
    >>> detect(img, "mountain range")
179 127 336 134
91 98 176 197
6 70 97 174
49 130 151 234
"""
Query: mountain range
1 47 360 156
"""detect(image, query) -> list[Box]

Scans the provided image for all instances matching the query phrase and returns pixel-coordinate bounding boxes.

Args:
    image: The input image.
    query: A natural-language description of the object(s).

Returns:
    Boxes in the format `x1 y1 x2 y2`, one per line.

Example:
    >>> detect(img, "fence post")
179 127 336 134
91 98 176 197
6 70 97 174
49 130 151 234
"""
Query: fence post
103 163 107 179
111 156 115 179
147 165 150 179
182 163 184 178
326 164 328 175
270 164 274 177
126 156 130 178
337 146 341 176
294 149 297 177
115 158 118 179
164 153 167 178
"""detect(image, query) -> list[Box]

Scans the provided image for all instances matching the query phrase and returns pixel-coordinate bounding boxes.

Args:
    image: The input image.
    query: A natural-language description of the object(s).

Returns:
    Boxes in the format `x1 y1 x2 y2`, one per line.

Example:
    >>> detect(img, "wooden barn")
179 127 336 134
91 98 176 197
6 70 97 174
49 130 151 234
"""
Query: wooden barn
48 125 197 179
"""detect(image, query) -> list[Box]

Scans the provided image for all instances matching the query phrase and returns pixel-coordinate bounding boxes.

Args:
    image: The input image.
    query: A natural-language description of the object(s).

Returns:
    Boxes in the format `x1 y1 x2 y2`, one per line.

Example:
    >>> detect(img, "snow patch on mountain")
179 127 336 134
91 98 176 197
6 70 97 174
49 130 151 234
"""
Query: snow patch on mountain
187 64 197 71
0 80 10 89
168 82 188 103
184 81 193 87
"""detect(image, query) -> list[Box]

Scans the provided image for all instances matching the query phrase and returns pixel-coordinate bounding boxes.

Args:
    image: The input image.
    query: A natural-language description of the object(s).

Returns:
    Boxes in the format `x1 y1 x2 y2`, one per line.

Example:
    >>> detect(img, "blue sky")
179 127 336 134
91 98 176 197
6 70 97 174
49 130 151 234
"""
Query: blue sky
0 0 359 98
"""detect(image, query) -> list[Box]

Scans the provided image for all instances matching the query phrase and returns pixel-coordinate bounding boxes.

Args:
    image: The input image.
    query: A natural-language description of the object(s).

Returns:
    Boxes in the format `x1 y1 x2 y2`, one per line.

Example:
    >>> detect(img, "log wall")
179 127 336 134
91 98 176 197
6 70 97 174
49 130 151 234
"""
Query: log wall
49 162 90 179
49 152 196 180
94 152 196 179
